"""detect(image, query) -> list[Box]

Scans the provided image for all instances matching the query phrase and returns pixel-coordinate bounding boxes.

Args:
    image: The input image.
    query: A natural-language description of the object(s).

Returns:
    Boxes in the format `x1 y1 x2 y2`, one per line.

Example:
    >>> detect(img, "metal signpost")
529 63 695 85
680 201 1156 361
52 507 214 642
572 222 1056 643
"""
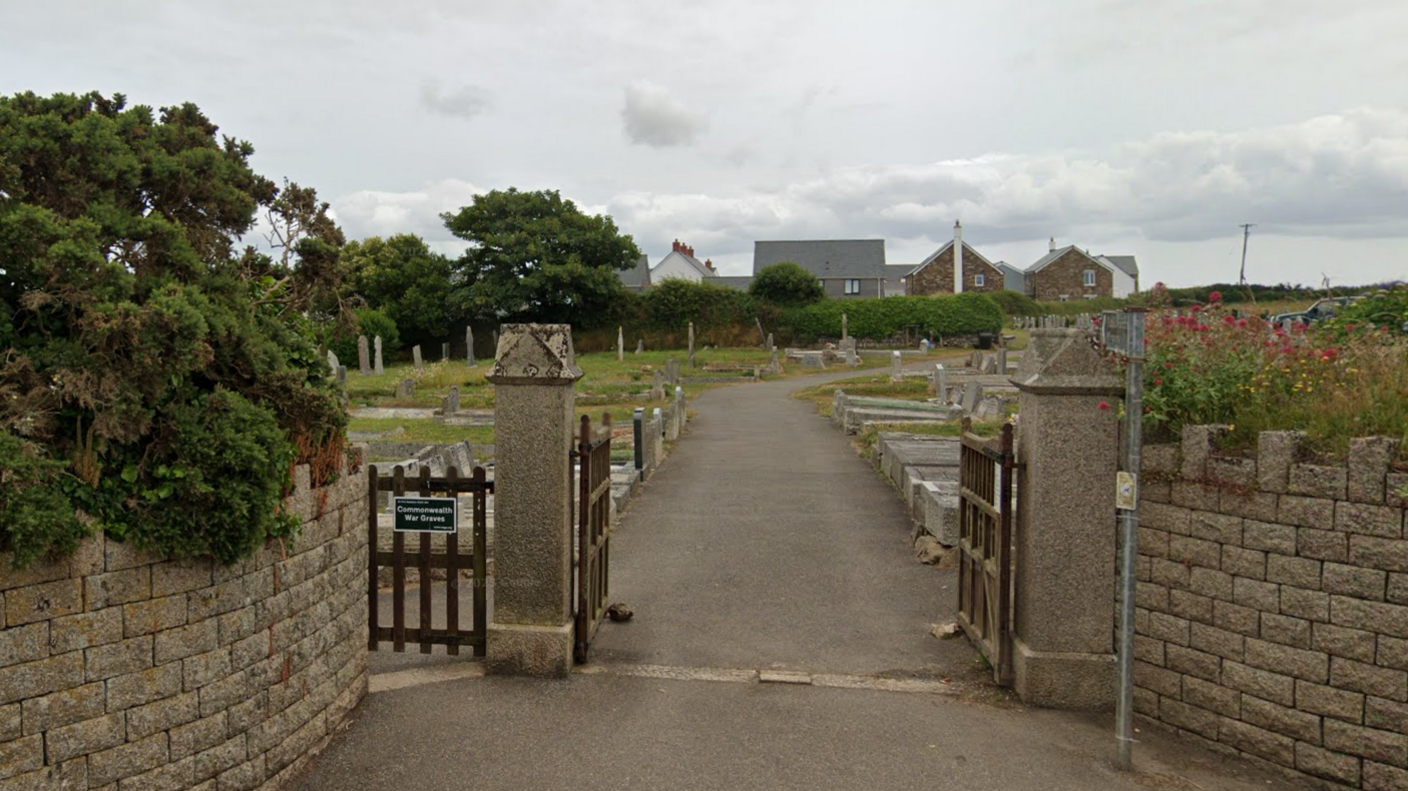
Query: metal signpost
392 496 458 533
1101 308 1146 771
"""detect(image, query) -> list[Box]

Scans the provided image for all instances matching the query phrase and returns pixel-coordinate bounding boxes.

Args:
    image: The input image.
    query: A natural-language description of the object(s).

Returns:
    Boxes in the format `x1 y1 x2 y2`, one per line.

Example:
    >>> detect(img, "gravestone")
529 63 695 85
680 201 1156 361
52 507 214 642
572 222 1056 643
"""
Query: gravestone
998 348 1009 374
467 326 476 367
974 395 1005 421
933 364 947 402
768 347 781 374
617 326 624 361
412 345 423 370
890 350 902 382
443 385 460 415
358 335 370 375
961 382 982 413
374 336 384 375
980 354 997 375
687 322 696 368
327 349 340 373
395 379 415 399
756 317 766 347
920 339 930 354
635 339 644 354
442 342 450 362
336 365 347 389
842 313 849 340
801 352 826 369
650 369 664 400
766 333 775 353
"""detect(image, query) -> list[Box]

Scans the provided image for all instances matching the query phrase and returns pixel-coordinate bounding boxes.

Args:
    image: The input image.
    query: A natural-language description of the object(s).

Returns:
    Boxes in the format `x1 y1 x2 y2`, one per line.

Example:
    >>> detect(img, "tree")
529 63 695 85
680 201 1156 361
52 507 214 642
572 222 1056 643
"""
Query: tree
440 188 641 327
0 91 346 565
749 261 824 307
343 234 456 343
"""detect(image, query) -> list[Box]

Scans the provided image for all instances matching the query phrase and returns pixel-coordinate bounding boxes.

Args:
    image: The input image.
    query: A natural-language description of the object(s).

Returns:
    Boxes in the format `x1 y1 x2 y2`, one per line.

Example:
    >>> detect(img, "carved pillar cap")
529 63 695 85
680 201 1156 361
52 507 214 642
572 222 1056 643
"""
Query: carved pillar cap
486 324 584 385
1011 328 1122 395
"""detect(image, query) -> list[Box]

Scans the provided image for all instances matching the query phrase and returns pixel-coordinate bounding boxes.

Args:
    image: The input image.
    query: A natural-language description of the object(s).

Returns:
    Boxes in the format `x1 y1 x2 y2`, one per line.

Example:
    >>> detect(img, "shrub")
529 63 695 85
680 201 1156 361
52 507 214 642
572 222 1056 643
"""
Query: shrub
783 293 1003 341
329 308 401 363
642 278 757 331
749 261 825 307
987 290 1040 318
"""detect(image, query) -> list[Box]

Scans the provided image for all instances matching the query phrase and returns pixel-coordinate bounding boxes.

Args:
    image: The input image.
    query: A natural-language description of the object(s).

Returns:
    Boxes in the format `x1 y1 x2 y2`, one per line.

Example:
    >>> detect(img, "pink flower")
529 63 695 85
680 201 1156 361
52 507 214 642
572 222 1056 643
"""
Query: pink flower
1097 401 1111 411
1208 291 1223 304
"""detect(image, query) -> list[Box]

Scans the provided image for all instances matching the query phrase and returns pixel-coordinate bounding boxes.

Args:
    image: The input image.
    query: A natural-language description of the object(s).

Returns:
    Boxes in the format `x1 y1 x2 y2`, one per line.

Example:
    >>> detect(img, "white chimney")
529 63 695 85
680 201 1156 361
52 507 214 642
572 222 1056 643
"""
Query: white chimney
953 220 964 294
1049 236 1056 253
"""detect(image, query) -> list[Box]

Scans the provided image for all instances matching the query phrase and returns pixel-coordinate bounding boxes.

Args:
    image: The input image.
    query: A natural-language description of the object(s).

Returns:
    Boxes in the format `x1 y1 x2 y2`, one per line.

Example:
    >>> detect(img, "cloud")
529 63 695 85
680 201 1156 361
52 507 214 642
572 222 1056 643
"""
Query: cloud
419 82 490 120
621 81 707 148
332 178 488 252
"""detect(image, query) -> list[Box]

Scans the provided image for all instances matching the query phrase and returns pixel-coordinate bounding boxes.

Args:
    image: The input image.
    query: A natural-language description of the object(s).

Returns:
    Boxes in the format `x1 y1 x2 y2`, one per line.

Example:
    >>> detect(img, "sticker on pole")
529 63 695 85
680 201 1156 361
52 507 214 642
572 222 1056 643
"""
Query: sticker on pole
392 496 458 533
1115 472 1138 511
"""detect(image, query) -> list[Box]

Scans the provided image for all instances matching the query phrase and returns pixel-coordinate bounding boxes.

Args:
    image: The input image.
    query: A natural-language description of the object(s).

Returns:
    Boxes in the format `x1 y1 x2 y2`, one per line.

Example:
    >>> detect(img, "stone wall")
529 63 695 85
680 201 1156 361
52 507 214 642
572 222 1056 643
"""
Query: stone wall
0 457 369 791
906 244 1005 296
1135 426 1408 789
1028 249 1112 301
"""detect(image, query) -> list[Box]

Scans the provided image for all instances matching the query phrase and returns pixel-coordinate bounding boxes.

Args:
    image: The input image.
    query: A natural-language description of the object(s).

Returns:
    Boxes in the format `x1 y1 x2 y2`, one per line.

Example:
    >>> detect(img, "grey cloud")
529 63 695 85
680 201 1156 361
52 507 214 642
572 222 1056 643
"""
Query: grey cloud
621 81 707 148
419 82 490 120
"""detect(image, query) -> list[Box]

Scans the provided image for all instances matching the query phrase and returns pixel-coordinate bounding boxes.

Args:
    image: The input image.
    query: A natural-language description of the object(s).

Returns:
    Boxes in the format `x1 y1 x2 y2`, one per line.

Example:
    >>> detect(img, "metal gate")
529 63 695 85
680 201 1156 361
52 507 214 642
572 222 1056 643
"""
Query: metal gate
573 414 612 663
956 422 1016 686
367 465 491 655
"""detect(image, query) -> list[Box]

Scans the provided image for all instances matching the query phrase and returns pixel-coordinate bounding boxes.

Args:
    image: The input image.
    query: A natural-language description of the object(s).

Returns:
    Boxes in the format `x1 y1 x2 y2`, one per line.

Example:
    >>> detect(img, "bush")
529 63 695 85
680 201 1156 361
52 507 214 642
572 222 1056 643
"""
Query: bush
783 293 1003 342
987 290 1041 318
329 308 401 363
1328 286 1408 335
0 91 347 566
642 278 757 331
749 262 825 307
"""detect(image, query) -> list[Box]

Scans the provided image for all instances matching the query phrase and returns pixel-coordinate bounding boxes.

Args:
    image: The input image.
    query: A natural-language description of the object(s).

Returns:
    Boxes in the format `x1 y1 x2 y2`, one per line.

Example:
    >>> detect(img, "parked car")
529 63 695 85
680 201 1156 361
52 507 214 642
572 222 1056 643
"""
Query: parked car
1269 297 1360 325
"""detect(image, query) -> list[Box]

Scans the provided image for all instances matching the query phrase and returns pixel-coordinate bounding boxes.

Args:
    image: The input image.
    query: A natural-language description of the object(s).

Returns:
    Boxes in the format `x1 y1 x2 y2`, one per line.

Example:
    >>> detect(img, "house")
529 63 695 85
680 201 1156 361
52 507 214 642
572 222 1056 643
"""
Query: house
617 254 652 291
995 262 1025 296
1097 255 1140 296
904 221 1006 296
753 239 887 299
1025 240 1138 301
652 240 718 283
883 265 912 297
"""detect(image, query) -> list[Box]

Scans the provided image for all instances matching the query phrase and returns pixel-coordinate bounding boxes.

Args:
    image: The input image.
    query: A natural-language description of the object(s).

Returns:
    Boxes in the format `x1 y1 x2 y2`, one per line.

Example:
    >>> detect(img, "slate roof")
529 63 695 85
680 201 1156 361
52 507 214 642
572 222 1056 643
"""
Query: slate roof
753 240 887 279
1027 245 1111 274
714 276 754 292
906 240 998 278
618 254 651 289
1099 255 1140 278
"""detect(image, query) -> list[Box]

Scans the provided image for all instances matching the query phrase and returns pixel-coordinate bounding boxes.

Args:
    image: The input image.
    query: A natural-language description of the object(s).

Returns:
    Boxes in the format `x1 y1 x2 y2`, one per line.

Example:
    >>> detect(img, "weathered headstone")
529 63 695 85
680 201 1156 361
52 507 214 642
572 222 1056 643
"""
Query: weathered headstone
766 333 775 353
443 385 460 415
467 326 476 367
933 364 947 402
756 317 766 347
395 378 415 399
998 348 1009 374
336 365 347 389
687 322 696 368
617 326 624 362
961 381 982 413
442 342 450 362
890 350 902 382
374 336 384 375
980 354 997 375
412 345 423 370
768 347 781 374
650 369 664 400
635 339 644 354
801 352 827 369
327 349 340 373
920 339 931 354
358 335 370 375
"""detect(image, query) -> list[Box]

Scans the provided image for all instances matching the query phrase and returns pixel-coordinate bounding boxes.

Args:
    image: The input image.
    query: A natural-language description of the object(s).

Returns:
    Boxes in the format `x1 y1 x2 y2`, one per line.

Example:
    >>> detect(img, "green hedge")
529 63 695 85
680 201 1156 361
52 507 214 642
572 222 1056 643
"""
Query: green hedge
782 293 1004 341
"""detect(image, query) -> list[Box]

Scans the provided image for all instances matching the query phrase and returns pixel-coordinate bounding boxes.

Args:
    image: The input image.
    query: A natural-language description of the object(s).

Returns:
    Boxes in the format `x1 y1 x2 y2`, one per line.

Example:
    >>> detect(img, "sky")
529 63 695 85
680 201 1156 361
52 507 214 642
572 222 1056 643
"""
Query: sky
3 0 1407 287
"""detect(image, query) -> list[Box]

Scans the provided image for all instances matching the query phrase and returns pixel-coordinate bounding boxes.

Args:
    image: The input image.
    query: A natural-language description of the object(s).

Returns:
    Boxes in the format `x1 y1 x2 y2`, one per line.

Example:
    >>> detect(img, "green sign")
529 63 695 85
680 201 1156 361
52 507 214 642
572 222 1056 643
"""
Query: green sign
392 496 458 533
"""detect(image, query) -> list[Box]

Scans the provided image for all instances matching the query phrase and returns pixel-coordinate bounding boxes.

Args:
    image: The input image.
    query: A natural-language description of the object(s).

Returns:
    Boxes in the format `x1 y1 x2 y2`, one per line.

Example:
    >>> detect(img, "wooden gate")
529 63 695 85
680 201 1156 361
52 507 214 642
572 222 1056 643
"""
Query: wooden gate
573 414 612 663
956 422 1016 686
367 465 491 655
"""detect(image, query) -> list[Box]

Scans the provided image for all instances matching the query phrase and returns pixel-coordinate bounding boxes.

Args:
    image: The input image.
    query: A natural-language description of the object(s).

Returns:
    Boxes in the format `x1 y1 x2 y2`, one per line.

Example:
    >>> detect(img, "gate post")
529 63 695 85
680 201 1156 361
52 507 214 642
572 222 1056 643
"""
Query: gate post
484 324 583 677
1010 328 1124 709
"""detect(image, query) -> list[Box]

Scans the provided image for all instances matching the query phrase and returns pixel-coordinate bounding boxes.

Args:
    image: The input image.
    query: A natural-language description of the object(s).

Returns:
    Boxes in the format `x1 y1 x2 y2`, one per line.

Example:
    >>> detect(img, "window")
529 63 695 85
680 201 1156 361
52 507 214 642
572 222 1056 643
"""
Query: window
844 279 862 295
1083 269 1096 287
974 273 986 287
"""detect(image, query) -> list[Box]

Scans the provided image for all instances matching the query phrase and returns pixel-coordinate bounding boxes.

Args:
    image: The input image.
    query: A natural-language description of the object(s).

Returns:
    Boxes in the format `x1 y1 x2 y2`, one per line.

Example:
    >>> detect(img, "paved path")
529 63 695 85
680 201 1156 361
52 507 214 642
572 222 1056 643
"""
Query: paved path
294 365 1315 791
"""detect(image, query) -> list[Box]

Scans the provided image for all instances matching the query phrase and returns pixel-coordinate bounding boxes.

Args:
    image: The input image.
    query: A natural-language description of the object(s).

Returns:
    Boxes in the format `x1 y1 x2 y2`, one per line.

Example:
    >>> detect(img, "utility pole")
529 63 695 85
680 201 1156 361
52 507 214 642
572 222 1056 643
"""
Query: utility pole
1238 223 1255 286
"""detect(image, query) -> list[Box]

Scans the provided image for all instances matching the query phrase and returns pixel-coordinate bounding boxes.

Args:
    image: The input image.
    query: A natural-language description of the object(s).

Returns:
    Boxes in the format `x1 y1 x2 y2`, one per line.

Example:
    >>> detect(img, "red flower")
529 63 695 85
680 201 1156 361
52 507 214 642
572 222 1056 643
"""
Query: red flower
1097 401 1111 411
1154 378 1163 386
1208 291 1223 304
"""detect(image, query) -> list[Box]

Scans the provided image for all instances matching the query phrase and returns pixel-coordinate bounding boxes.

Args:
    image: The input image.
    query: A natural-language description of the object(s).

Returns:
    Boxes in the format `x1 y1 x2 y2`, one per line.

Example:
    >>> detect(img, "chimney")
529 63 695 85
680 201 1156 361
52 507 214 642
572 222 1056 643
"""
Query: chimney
687 245 695 257
953 220 964 294
672 239 680 253
705 259 714 271
1049 236 1056 253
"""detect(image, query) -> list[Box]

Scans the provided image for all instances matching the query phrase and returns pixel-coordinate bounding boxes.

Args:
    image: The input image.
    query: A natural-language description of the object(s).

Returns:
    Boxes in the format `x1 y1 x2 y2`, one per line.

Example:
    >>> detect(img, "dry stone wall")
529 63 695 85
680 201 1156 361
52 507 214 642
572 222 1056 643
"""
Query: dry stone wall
1135 427 1408 790
0 457 369 791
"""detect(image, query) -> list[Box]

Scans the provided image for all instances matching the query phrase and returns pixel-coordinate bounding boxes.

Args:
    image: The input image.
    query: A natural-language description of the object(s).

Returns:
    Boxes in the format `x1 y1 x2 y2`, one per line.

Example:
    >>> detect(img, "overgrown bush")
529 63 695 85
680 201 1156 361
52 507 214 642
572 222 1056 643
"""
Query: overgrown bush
1327 285 1408 335
328 308 401 363
0 91 347 566
1140 302 1408 457
987 290 1040 318
642 278 757 331
749 261 825 307
783 293 1003 341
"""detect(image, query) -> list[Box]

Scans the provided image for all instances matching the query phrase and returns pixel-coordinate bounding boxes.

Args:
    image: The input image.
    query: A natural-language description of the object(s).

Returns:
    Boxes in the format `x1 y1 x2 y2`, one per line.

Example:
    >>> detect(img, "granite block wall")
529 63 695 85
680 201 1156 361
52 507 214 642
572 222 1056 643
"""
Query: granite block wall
0 457 369 791
1135 427 1408 789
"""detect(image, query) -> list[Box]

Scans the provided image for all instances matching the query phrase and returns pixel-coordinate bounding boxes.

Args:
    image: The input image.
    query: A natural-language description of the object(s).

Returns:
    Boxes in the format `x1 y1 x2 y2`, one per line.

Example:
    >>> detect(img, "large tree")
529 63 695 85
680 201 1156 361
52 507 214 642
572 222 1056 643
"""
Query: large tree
343 233 456 342
749 261 824 307
0 91 346 565
440 188 640 327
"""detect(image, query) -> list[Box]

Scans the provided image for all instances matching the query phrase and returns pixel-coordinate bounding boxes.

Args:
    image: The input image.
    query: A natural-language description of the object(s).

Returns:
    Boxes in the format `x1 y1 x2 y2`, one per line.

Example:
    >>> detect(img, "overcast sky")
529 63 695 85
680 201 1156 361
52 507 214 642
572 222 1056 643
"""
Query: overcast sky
4 0 1407 287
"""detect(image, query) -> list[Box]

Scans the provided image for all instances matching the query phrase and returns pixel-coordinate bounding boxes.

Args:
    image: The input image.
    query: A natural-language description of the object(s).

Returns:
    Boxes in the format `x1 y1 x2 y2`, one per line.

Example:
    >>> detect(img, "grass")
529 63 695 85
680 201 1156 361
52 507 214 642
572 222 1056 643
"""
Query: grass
854 420 1006 457
348 419 495 447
